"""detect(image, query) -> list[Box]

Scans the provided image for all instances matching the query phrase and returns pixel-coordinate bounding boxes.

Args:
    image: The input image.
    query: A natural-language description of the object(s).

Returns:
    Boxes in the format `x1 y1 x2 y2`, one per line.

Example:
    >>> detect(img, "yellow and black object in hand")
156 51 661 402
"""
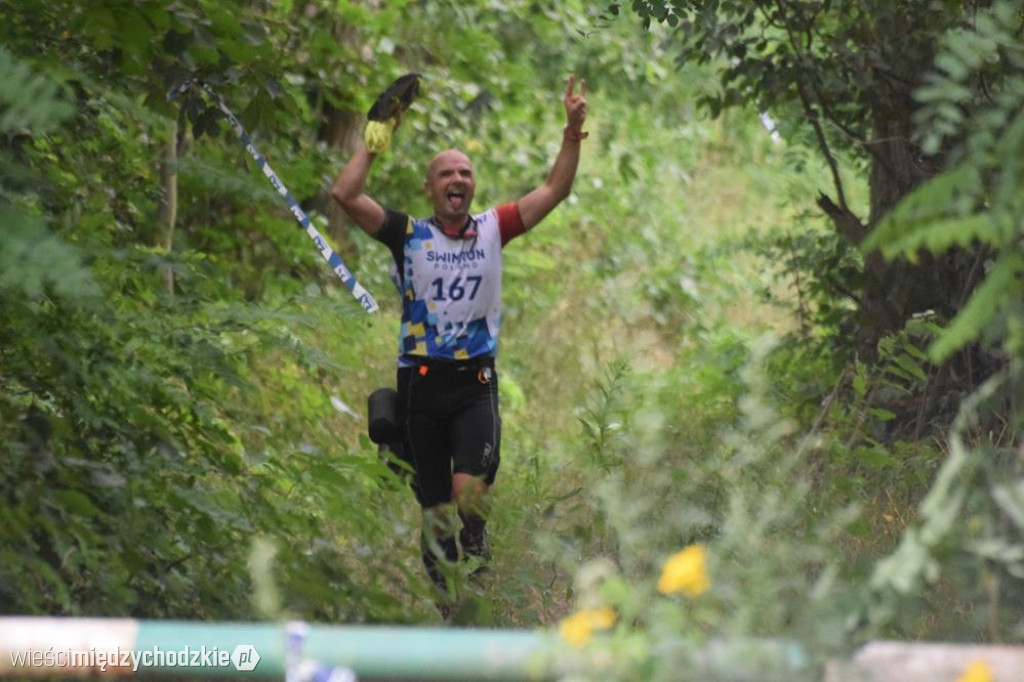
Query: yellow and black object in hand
364 73 421 155
364 119 397 154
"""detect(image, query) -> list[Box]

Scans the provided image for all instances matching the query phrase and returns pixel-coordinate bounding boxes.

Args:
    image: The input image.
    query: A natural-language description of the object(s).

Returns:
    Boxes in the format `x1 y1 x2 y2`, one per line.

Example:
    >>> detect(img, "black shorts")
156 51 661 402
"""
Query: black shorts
397 357 501 508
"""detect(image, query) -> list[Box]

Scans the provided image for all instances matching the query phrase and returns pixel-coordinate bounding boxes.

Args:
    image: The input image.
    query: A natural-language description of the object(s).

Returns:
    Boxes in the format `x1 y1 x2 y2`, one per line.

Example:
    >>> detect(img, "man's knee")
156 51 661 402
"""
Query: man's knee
422 504 458 538
453 473 488 513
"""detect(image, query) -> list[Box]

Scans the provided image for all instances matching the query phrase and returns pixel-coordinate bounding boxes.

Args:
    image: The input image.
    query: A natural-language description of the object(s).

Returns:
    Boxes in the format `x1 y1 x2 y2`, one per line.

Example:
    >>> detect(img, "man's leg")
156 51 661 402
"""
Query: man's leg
420 505 459 606
407 418 458 601
454 475 491 571
451 368 501 571
398 367 458 605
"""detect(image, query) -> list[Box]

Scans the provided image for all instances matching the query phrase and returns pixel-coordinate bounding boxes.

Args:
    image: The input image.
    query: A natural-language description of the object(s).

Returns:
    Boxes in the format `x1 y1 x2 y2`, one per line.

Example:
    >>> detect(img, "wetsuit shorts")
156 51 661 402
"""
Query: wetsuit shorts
397 356 501 508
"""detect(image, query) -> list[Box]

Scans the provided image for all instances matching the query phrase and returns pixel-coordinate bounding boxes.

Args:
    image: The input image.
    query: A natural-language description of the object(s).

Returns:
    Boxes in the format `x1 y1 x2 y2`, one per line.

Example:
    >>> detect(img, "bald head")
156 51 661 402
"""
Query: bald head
426 149 473 183
424 149 477 225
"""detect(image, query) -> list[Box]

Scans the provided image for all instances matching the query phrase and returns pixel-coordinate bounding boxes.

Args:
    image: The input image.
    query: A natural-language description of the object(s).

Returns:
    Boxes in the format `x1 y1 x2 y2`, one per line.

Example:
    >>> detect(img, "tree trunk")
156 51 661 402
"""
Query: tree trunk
318 105 363 242
827 93 998 428
860 107 982 334
159 118 178 296
299 101 363 268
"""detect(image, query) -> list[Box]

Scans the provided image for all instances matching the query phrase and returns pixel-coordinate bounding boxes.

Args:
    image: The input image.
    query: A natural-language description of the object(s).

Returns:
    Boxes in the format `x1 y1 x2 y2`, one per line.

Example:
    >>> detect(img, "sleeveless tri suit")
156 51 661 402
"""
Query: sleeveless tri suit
374 203 525 507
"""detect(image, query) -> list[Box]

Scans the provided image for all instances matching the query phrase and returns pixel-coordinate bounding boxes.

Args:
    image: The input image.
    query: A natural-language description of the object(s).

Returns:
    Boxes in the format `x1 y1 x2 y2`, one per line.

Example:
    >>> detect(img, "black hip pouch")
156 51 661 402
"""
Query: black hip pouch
367 387 401 444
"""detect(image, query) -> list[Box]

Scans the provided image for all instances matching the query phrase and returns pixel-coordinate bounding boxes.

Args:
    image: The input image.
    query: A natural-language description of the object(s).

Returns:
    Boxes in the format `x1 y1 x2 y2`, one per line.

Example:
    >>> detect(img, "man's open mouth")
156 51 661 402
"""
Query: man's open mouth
447 189 465 210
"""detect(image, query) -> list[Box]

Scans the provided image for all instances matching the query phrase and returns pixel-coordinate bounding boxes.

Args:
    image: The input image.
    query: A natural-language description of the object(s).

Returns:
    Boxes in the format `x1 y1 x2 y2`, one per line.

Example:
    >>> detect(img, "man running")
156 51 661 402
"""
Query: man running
331 75 588 610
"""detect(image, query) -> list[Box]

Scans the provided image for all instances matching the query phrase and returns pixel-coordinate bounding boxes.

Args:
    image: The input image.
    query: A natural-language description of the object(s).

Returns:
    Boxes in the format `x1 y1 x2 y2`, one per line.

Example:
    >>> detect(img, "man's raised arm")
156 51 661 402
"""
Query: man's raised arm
516 75 588 231
331 146 387 237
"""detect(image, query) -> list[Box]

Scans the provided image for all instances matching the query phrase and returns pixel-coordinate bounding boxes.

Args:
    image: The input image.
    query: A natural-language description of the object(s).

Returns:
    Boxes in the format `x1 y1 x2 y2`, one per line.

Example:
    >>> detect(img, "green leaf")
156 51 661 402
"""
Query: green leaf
50 490 104 519
935 52 969 80
857 447 898 470
0 47 73 134
929 252 1024 362
968 538 1024 564
865 164 981 253
892 354 927 383
946 31 988 71
992 482 1024 530
0 207 99 300
868 408 896 422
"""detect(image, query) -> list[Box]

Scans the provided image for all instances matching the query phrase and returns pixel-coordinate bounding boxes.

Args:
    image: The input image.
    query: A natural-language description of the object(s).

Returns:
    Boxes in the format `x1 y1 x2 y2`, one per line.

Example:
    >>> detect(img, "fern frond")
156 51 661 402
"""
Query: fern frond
0 47 73 134
880 215 1001 263
929 252 1024 362
0 205 98 300
864 164 983 256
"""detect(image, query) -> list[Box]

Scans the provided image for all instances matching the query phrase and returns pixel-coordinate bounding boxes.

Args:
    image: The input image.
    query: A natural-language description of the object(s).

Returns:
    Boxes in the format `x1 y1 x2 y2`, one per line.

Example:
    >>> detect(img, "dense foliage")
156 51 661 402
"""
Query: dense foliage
616 0 1018 372
3 0 1024 680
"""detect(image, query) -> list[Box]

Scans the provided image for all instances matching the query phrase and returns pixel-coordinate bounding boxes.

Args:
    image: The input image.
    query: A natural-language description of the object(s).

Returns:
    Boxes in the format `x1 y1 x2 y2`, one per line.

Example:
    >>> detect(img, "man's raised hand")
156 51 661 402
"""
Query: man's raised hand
364 73 422 155
564 75 588 141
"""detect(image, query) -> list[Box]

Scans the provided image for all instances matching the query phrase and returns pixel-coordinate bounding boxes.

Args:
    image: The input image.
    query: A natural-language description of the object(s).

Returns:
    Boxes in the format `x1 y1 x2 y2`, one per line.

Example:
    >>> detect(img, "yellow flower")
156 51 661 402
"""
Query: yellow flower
658 544 710 597
558 607 617 647
956 660 993 682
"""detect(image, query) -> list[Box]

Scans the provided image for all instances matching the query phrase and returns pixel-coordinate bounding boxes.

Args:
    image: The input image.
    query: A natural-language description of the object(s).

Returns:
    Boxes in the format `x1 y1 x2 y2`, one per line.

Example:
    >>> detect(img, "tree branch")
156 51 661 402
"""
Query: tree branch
773 0 849 211
817 192 865 245
800 82 849 211
811 89 895 175
817 193 887 282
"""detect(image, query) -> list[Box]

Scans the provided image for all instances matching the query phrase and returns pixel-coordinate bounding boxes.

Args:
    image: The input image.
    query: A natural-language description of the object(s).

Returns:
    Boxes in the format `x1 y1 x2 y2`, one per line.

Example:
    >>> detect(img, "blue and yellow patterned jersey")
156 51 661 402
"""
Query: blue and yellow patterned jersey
377 204 524 365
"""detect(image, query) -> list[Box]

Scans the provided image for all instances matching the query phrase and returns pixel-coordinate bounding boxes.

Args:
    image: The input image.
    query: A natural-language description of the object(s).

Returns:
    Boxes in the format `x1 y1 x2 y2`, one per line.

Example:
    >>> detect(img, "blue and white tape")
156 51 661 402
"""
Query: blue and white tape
169 80 378 313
